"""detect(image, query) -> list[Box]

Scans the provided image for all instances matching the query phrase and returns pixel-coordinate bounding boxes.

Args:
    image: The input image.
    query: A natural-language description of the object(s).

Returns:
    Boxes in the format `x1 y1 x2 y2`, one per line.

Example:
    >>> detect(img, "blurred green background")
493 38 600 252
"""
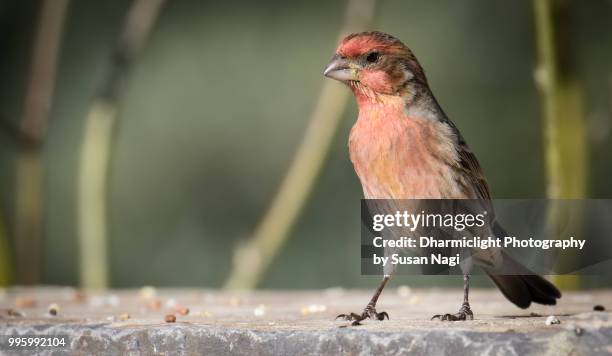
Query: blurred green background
0 0 610 289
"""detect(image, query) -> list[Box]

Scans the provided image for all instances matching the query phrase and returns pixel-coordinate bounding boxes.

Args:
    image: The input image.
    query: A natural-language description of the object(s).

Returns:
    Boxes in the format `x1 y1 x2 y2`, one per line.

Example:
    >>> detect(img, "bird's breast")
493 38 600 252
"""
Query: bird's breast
348 105 463 199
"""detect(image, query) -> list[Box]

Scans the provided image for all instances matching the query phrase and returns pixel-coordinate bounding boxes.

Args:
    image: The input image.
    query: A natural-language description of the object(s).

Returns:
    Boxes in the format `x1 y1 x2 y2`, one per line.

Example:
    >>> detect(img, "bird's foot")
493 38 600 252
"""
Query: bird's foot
431 302 473 321
336 304 389 326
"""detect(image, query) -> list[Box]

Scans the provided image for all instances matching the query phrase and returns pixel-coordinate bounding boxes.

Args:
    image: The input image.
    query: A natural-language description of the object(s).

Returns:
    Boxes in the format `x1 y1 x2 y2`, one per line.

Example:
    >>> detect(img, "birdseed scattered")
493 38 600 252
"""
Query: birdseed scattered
2 308 23 317
139 286 157 300
254 304 266 316
15 297 36 308
545 315 560 325
176 307 189 316
397 285 412 297
301 304 327 315
48 303 60 316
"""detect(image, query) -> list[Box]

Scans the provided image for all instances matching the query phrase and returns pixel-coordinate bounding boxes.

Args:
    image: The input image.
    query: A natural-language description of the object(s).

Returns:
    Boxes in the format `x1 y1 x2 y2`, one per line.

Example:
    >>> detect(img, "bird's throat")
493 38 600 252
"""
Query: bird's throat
349 81 392 107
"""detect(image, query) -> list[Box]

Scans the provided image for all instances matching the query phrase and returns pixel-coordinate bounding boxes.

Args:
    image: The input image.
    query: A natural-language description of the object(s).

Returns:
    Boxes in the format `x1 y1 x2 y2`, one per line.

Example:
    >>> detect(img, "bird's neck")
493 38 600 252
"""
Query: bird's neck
351 81 443 122
349 81 393 108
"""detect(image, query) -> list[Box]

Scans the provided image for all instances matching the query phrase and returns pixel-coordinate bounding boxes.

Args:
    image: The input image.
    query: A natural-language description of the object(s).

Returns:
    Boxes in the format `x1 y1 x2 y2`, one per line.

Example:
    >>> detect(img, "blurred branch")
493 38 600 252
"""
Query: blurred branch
533 0 587 290
14 0 69 284
224 0 378 290
0 211 11 286
77 0 167 289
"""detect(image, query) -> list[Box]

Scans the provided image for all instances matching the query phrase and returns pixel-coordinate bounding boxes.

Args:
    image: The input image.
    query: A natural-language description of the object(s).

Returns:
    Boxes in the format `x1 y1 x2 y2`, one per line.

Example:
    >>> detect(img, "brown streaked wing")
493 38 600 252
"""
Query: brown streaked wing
457 140 492 201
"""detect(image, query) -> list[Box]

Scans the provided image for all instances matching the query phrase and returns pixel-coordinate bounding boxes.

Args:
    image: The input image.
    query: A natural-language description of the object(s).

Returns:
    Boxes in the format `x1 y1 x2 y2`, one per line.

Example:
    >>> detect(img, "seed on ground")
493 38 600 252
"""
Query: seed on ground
48 303 60 316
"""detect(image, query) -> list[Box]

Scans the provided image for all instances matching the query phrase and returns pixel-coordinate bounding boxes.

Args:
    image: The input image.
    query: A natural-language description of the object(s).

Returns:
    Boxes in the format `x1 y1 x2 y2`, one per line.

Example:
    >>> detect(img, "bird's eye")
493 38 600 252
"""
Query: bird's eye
366 51 380 63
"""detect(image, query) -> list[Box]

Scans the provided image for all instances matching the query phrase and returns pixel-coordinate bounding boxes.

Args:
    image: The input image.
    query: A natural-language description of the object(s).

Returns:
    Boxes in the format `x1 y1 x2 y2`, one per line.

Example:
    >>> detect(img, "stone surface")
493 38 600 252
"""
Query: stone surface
1 287 611 355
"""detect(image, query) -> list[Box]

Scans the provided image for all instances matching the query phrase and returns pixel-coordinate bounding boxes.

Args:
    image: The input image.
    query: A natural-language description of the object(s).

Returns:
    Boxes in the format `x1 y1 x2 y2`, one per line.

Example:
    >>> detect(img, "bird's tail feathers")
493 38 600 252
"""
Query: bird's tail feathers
487 250 561 308
488 223 561 308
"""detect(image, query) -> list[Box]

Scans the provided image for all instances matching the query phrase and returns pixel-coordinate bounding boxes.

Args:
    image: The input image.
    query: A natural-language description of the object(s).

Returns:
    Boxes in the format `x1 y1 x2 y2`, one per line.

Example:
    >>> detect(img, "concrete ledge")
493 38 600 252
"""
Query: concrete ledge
1 288 611 355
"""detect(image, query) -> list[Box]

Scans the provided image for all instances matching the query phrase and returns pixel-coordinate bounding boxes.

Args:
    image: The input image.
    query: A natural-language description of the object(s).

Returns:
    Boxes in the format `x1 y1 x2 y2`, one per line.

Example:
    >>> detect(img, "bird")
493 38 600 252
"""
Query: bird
323 31 561 325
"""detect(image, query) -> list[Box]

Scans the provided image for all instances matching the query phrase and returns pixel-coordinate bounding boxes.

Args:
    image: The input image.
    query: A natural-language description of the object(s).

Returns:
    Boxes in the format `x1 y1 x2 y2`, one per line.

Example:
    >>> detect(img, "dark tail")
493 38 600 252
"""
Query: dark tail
488 223 561 309
488 271 561 309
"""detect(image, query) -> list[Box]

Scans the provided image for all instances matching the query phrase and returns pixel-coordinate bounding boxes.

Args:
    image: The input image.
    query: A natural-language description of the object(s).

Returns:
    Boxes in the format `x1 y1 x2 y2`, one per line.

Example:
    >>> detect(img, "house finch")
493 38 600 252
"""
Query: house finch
324 31 561 324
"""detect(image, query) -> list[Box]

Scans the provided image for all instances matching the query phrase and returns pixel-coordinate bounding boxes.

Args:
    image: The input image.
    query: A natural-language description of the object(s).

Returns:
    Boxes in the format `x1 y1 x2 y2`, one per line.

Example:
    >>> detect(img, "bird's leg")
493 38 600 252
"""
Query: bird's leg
336 275 391 326
431 274 474 321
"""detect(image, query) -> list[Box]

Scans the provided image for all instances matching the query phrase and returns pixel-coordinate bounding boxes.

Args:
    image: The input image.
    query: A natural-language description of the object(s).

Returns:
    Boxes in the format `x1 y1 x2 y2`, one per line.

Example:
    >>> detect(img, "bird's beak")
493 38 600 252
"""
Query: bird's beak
323 56 358 82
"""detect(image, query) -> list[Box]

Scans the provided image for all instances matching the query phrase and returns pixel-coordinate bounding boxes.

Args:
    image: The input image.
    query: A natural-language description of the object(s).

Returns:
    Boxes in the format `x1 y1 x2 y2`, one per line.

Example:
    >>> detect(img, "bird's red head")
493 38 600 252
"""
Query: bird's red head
324 31 427 98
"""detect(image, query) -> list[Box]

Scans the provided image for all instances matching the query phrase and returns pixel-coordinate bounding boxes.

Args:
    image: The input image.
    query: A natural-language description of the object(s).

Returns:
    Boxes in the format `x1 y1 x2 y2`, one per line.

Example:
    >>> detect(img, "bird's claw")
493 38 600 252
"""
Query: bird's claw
431 303 473 321
336 305 389 325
